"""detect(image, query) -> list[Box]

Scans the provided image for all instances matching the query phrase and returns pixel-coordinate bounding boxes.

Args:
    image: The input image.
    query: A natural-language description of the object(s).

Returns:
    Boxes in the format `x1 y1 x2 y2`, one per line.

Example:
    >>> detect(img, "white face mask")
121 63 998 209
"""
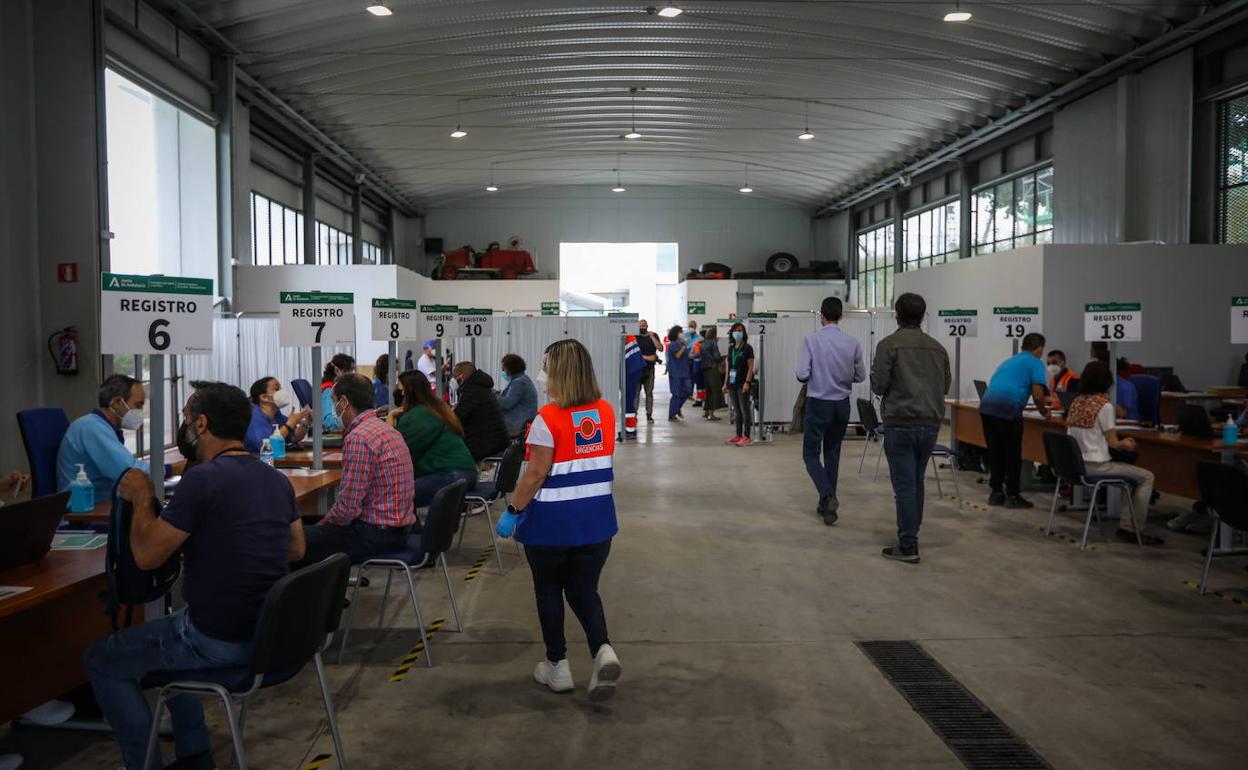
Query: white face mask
271 388 293 410
449 378 460 396
116 403 144 431
1046 364 1062 380
334 398 348 424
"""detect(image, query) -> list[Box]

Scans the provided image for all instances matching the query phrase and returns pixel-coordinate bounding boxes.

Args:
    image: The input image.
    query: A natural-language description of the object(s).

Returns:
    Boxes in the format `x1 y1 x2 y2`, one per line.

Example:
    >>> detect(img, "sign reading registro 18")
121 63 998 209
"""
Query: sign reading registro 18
279 291 355 347
371 298 417 342
1232 297 1248 344
100 273 214 355
1083 302 1141 342
938 309 978 338
992 307 1040 339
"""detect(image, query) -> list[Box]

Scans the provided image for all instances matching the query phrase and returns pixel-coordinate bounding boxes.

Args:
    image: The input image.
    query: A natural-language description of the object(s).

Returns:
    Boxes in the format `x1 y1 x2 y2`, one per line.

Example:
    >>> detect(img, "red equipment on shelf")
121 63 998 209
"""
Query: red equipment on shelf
435 237 538 280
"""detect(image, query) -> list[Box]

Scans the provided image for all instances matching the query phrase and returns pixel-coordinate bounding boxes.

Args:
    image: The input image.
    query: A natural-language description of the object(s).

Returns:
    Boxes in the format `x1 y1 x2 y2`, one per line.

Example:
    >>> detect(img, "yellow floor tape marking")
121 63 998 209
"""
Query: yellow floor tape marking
300 753 333 770
1036 527 1097 551
1182 580 1247 606
388 618 448 682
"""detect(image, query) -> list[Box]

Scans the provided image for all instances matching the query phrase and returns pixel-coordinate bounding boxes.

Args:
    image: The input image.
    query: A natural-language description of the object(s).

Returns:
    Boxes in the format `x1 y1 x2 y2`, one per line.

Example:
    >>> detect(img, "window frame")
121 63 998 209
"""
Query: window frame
971 163 1054 254
855 222 895 309
1218 92 1248 244
901 197 961 271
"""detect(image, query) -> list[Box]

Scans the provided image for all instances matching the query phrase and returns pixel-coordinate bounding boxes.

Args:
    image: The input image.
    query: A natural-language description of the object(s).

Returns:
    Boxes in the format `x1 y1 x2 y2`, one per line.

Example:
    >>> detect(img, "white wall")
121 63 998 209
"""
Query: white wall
894 247 1046 400
752 280 847 313
422 185 812 279
683 280 739 325
418 277 560 314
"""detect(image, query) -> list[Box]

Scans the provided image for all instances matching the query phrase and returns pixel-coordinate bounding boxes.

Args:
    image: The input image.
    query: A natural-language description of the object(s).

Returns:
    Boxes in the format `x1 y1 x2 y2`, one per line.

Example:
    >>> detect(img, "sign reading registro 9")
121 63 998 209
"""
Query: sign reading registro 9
100 273 214 355
279 291 356 347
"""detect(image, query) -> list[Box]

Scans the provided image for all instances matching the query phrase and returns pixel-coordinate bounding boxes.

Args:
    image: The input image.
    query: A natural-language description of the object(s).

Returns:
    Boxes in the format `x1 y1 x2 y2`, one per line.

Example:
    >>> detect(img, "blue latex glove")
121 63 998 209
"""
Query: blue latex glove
496 510 520 539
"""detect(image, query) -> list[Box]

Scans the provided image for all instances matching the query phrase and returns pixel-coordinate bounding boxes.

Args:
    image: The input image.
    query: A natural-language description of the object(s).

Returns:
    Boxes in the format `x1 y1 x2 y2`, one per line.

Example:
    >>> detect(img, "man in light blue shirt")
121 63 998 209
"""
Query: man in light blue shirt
57 374 149 501
979 333 1050 508
796 297 866 524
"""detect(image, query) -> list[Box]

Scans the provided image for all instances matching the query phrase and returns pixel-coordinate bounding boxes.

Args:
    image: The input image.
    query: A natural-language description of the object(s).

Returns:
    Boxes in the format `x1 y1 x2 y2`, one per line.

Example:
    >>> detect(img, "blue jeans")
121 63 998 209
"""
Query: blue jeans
414 469 477 509
299 519 408 567
802 397 851 498
85 608 253 770
669 376 692 417
882 425 939 548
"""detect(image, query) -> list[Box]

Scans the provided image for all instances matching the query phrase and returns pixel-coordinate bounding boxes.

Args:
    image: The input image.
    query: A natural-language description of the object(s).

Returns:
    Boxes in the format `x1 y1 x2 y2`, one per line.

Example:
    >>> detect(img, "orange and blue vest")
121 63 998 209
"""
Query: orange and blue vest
517 399 618 547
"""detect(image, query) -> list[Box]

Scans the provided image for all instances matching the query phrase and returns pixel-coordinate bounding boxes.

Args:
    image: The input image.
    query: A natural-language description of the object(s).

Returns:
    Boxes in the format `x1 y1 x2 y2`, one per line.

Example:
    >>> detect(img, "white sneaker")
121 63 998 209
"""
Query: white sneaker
533 659 574 693
588 644 622 702
21 700 74 726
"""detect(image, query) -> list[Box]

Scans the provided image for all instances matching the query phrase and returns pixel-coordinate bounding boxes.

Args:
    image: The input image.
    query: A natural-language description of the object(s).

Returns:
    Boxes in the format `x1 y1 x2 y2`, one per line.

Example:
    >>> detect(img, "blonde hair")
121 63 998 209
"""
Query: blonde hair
543 338 601 409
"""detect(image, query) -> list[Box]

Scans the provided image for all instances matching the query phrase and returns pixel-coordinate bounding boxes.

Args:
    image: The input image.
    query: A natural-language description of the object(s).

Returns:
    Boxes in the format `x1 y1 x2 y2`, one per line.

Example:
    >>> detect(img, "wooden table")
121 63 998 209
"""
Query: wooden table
0 549 125 724
275 449 343 469
949 401 1235 500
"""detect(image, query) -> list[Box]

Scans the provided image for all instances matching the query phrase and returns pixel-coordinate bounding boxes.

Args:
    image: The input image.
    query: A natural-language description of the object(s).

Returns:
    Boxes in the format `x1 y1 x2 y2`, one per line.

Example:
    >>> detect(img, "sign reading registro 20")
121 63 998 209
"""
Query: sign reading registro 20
100 273 214 355
1084 302 1141 342
938 309 978 338
279 291 355 347
371 299 418 342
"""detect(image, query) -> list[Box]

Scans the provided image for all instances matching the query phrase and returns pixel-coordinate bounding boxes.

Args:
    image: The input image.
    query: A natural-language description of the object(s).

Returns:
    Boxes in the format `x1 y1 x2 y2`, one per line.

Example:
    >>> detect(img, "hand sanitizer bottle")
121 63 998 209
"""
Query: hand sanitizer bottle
260 438 274 467
269 426 286 460
69 464 95 513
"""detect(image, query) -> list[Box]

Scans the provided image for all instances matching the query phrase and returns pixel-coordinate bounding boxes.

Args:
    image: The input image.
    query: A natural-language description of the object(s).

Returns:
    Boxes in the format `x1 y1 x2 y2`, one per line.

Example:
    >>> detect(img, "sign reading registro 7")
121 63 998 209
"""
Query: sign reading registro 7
279 291 356 347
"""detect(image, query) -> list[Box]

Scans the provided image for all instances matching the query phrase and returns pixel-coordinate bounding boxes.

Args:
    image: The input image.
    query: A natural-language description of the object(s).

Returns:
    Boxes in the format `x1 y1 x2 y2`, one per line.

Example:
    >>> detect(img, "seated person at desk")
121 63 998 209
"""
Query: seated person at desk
245 376 311 453
1046 349 1078 411
451 361 512 461
373 353 393 409
56 374 149 501
979 333 1050 508
1116 358 1140 420
497 353 539 436
85 380 305 770
320 353 356 432
390 370 477 508
1064 362 1164 546
0 470 29 506
1238 353 1248 389
296 374 416 565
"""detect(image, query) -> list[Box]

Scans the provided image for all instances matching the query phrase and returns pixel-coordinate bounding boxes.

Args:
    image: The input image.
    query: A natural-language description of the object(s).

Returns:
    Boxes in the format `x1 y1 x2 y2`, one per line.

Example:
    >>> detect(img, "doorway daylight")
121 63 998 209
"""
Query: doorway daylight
558 243 681 331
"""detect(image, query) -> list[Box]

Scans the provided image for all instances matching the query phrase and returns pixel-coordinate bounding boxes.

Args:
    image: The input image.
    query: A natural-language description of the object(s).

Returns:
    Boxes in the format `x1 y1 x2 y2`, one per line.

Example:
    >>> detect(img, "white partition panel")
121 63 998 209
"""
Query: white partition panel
567 315 624 427
839 310 875 423
758 313 818 425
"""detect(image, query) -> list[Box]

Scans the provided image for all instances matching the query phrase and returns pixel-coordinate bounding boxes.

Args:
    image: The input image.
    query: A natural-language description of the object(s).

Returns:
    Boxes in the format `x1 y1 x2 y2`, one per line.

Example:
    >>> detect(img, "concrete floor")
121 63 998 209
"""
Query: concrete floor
7 402 1248 770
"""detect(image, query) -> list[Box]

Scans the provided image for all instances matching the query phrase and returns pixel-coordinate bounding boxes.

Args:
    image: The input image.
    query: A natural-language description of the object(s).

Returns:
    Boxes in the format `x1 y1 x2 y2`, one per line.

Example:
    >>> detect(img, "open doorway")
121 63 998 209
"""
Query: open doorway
559 243 681 329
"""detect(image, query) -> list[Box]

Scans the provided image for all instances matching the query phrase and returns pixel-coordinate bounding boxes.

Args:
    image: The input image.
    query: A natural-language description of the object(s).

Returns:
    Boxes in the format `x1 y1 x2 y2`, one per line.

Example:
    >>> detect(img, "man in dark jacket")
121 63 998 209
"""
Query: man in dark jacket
452 362 512 460
870 292 951 565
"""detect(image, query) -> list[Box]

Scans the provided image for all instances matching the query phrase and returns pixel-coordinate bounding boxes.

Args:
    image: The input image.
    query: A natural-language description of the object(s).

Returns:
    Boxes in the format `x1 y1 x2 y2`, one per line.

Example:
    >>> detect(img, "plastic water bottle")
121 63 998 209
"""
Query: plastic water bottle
269 426 286 460
260 438 274 467
68 464 94 513
1223 421 1239 446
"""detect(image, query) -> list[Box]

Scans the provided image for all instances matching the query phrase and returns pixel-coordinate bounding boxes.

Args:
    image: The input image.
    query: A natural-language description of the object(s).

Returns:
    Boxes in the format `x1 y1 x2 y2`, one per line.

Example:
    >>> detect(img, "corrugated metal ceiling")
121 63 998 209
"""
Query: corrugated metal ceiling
184 0 1211 209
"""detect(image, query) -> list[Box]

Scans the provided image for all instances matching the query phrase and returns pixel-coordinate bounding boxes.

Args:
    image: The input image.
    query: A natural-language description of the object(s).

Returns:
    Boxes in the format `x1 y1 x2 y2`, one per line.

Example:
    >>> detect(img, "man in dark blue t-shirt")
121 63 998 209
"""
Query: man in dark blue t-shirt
978 333 1050 509
85 381 305 770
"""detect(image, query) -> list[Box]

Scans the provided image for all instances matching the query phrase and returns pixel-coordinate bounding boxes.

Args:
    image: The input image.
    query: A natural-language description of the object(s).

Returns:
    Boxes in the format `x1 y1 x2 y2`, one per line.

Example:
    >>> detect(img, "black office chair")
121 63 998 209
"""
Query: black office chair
1042 432 1143 551
141 554 352 770
1195 462 1248 595
857 398 885 477
460 441 526 574
338 479 469 667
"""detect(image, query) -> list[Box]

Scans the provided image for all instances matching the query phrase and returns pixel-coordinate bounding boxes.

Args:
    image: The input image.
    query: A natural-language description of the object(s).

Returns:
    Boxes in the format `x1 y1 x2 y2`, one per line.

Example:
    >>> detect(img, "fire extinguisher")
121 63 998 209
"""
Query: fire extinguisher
48 326 80 376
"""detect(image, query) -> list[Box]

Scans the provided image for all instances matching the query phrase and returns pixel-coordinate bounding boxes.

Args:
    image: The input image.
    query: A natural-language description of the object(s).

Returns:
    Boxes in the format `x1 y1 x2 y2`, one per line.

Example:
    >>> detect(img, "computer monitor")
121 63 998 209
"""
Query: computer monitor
1057 390 1078 413
0 491 70 572
1177 404 1215 439
973 380 988 399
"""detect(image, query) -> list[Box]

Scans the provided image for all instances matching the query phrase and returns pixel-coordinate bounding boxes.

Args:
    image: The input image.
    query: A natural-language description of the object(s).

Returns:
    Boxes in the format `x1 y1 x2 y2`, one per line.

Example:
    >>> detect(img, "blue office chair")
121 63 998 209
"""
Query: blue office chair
16 408 70 497
1130 375 1161 425
291 379 313 409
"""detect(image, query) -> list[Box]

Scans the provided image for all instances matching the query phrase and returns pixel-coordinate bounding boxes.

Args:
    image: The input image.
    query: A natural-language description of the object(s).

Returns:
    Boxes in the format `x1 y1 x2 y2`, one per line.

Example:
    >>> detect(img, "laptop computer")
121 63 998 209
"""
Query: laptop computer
1177 403 1216 439
973 380 988 399
0 491 71 572
1057 389 1078 413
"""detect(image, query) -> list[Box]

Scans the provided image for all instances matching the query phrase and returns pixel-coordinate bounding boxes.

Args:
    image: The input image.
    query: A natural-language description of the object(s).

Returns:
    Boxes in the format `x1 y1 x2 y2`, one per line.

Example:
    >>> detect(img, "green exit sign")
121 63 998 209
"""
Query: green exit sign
687 301 706 315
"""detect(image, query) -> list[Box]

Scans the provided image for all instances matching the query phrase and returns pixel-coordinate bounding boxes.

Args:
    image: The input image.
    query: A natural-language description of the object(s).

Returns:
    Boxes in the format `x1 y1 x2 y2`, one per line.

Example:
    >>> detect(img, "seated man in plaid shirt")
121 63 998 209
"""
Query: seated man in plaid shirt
296 373 416 565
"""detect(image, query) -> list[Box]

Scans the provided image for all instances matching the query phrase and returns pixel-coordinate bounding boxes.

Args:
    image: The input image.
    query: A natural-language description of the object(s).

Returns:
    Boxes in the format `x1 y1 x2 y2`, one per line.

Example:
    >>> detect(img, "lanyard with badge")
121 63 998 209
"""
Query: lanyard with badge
729 346 740 385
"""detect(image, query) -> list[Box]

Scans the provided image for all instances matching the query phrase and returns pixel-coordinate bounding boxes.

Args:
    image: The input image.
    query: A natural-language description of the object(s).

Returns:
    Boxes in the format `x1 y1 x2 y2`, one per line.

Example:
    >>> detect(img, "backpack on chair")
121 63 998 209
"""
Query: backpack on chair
105 475 181 629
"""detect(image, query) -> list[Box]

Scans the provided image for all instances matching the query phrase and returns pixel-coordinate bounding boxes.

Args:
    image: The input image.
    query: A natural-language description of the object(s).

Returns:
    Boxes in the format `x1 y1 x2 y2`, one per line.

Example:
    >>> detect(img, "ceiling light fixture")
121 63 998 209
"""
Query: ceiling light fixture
798 101 814 140
656 3 683 18
624 87 642 139
449 100 468 139
485 163 499 192
739 164 754 194
366 2 393 17
943 2 972 22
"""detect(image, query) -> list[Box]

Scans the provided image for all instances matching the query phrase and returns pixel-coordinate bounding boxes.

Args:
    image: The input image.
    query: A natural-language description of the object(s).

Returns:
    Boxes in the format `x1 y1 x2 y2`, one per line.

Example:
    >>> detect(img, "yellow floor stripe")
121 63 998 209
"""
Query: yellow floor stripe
1182 580 1247 606
1036 527 1097 550
388 622 444 682
300 753 332 770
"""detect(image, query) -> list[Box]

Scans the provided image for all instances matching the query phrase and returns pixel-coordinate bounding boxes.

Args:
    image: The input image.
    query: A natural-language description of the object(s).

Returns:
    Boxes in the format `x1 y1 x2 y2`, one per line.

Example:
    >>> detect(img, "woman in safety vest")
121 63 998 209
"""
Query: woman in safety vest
495 338 622 701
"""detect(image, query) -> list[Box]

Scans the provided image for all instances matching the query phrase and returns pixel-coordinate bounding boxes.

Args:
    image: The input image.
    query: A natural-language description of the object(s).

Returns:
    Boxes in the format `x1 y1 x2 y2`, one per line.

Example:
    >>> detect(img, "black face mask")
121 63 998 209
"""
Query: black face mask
393 389 403 407
176 420 200 461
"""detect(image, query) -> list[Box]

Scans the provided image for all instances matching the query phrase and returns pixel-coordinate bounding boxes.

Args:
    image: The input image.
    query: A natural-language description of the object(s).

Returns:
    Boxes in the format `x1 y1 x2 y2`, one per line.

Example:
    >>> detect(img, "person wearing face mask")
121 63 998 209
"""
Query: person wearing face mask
666 325 694 422
497 353 539 436
56 374 151 502
451 361 512 460
295 374 416 566
85 380 305 770
417 340 439 389
1046 350 1078 412
635 320 662 422
320 353 356 431
372 353 393 409
686 321 705 407
723 322 755 443
244 377 312 454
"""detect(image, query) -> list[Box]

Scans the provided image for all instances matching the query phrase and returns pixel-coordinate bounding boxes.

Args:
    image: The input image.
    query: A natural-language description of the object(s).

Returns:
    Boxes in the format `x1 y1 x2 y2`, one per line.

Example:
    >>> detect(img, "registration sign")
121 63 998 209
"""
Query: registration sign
371 298 418 342
419 304 458 340
455 308 494 338
606 312 639 335
747 312 777 334
938 309 978 338
1233 297 1248 344
992 306 1041 340
280 291 355 347
101 273 214 355
1084 302 1141 342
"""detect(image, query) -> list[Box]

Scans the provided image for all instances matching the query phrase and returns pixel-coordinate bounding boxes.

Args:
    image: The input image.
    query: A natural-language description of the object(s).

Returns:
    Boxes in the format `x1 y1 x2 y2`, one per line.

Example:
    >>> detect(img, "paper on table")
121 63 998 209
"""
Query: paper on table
51 533 109 550
0 586 33 602
1116 425 1145 431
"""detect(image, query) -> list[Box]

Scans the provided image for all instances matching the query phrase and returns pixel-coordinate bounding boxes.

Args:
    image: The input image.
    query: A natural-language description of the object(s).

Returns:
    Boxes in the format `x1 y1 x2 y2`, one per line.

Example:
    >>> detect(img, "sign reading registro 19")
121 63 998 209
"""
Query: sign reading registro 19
938 309 978 338
991 307 1040 339
279 291 355 347
1083 302 1141 342
1232 297 1248 344
100 273 214 355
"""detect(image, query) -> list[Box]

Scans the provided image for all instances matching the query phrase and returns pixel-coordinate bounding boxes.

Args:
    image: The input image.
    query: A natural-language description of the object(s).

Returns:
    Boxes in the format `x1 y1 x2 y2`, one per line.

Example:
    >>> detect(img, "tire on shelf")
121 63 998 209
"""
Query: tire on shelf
765 252 798 276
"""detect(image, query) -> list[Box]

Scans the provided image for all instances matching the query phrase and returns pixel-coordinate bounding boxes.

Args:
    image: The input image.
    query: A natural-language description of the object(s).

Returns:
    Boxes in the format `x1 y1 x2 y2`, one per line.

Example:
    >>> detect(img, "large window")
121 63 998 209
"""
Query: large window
1219 94 1248 244
973 166 1053 254
903 200 960 271
856 224 895 309
250 191 383 265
